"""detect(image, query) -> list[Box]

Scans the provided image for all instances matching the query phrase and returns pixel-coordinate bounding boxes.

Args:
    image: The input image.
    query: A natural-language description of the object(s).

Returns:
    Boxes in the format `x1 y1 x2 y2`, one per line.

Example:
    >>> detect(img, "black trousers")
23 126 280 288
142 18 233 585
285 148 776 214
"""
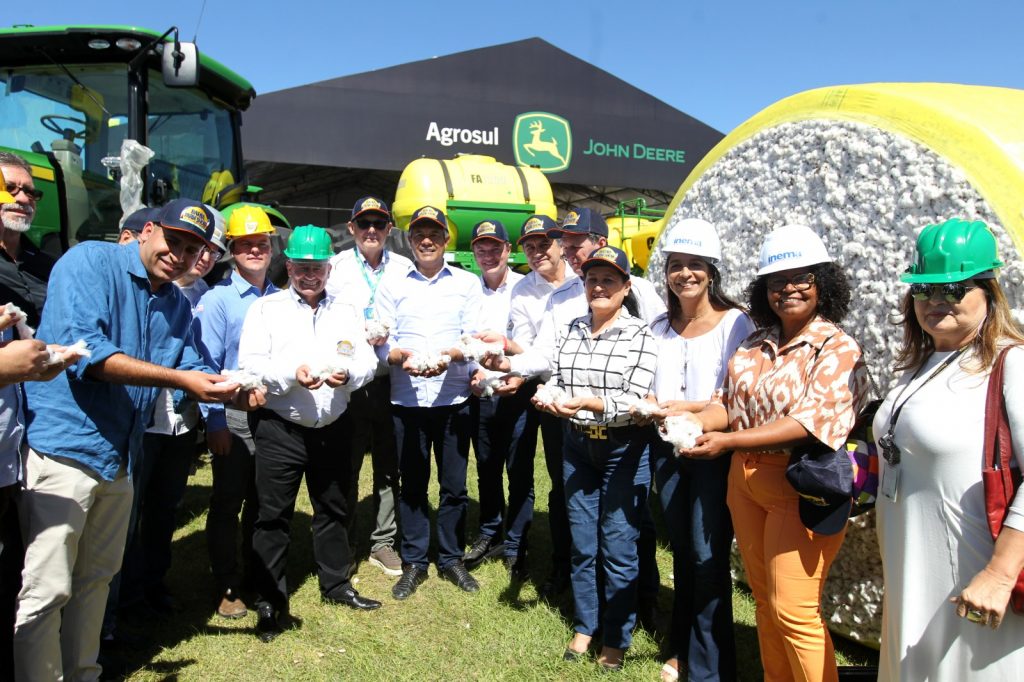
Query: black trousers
250 409 353 612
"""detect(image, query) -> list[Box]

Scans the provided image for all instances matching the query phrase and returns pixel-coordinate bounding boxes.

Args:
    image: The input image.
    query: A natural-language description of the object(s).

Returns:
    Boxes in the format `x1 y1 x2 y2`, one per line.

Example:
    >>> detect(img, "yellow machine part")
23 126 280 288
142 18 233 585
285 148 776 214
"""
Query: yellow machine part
202 169 242 208
392 155 557 244
660 83 1024 255
606 215 661 270
629 224 663 271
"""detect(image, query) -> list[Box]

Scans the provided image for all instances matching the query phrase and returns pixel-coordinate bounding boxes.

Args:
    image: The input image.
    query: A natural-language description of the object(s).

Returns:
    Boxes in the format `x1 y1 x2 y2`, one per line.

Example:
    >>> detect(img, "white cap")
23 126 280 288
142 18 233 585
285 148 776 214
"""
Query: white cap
204 204 227 253
756 224 832 276
662 218 722 263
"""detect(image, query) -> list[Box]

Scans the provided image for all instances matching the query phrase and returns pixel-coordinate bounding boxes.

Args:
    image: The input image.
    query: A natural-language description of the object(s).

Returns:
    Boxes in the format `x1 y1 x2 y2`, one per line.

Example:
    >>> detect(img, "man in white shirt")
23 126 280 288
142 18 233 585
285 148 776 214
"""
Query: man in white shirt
375 206 484 600
325 197 411 577
238 226 381 642
463 220 529 576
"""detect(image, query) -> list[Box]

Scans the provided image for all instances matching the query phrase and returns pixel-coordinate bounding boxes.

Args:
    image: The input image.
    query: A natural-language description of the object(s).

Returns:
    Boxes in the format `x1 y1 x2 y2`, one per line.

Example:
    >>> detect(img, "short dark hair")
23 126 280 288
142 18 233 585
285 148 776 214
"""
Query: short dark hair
0 151 32 176
746 262 852 328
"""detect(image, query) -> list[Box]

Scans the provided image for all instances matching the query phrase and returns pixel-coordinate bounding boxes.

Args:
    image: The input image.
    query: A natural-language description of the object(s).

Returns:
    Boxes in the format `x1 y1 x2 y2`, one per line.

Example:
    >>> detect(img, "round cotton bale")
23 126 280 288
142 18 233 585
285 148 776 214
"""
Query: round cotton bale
648 83 1024 648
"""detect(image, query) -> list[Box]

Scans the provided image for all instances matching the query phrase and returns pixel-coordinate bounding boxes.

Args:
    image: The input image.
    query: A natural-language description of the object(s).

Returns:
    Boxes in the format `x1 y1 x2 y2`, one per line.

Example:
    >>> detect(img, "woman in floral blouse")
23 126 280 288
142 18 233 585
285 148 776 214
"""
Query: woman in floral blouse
681 224 868 682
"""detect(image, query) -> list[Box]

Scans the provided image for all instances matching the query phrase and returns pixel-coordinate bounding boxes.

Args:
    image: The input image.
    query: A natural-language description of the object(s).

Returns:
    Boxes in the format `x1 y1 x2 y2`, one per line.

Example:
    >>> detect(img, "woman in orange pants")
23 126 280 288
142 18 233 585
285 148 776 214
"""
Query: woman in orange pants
680 224 868 681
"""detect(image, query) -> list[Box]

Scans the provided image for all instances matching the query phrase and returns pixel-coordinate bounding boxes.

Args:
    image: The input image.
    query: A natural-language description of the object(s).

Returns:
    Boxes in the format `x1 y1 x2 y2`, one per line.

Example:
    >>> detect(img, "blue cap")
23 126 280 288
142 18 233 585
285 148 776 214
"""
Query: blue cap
471 220 509 244
156 198 214 245
549 207 608 239
352 196 390 221
122 206 160 233
785 441 853 536
580 245 630 278
517 215 557 244
409 205 447 231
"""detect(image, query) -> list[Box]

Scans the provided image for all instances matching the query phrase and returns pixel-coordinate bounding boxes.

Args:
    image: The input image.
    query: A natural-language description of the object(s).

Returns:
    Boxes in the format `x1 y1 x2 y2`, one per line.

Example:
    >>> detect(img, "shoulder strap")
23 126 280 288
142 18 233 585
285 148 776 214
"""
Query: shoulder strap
984 346 1014 490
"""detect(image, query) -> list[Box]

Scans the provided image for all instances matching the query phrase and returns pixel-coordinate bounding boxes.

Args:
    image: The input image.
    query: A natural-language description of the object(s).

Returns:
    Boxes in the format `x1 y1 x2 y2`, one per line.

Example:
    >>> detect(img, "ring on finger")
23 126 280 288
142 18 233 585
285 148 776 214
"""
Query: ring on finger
966 608 987 624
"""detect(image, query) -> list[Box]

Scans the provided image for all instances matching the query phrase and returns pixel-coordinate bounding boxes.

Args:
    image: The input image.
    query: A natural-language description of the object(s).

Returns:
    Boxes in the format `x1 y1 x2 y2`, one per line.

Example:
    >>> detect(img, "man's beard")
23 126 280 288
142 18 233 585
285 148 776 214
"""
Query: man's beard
1 204 32 233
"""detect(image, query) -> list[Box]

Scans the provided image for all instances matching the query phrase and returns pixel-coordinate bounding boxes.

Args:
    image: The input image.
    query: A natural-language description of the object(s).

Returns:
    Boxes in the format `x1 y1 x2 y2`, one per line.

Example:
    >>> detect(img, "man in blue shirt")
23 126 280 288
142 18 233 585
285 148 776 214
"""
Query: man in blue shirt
13 199 259 682
375 206 484 600
194 205 278 619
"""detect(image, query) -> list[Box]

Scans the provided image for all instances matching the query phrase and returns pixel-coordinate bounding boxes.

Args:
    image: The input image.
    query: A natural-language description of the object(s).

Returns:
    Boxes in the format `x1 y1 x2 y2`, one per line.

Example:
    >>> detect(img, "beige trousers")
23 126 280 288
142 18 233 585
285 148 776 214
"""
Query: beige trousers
14 449 133 682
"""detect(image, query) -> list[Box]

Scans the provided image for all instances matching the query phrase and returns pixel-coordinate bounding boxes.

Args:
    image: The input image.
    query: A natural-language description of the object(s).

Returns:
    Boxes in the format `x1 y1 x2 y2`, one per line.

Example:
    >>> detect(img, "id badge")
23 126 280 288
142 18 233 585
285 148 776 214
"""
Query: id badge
364 307 375 321
881 465 900 502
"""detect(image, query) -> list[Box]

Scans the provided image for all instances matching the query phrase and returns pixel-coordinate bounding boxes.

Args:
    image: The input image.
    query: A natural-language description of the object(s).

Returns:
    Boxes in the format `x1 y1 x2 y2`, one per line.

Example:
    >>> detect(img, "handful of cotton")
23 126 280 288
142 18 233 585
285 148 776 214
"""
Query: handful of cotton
621 395 661 418
661 415 703 451
309 355 353 382
365 319 390 343
533 383 568 406
477 374 505 398
46 339 91 366
3 303 35 339
407 352 452 373
222 369 265 391
454 335 504 362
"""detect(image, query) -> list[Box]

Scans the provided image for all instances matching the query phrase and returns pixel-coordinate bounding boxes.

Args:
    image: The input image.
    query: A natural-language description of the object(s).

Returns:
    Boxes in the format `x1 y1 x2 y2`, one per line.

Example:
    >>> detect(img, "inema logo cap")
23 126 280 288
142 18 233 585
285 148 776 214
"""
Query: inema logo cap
157 198 214 245
756 224 832 277
662 218 722 264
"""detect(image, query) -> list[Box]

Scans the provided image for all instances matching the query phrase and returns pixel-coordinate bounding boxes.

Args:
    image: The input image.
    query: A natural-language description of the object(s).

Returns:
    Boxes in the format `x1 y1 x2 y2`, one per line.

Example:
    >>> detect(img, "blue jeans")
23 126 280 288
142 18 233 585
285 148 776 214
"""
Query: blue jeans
652 440 736 681
563 424 650 650
393 402 472 570
470 387 535 558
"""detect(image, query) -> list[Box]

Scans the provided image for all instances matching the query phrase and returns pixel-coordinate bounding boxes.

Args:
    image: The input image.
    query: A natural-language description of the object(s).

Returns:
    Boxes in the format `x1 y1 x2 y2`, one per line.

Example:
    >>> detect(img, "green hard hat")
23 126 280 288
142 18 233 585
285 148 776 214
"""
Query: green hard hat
284 225 333 261
901 218 1003 284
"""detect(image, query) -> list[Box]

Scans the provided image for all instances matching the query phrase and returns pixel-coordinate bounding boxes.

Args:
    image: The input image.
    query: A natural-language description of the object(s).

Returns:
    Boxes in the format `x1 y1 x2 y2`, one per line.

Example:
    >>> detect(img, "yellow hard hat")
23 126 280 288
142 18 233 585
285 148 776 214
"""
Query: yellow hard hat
226 205 276 238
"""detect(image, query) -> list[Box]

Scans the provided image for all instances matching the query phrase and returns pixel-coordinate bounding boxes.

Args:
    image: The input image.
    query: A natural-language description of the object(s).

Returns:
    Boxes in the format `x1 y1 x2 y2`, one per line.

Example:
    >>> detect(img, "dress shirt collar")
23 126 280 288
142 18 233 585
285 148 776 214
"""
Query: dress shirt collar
758 315 838 355
286 284 330 310
407 262 454 283
571 308 640 339
356 247 391 273
230 269 275 296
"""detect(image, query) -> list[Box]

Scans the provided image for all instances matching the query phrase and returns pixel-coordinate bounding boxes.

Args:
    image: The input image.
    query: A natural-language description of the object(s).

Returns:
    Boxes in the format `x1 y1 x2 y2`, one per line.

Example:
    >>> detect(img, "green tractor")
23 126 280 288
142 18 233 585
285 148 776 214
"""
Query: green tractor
0 24 288 256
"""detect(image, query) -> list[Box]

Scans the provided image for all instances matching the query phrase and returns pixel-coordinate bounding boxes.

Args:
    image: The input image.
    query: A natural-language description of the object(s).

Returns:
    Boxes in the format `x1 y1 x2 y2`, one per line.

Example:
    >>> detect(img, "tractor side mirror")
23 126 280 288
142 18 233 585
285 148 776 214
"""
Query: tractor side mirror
162 40 199 87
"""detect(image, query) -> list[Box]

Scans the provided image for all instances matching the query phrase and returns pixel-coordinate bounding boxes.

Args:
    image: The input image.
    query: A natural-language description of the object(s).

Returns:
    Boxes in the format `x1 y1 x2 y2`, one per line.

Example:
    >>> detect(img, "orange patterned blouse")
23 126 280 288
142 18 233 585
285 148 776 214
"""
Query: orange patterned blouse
712 316 869 452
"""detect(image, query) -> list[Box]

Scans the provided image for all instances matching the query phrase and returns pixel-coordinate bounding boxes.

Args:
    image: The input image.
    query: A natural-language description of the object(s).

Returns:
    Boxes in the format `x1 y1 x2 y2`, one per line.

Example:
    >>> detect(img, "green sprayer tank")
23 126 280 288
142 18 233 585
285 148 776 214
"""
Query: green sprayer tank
392 155 557 273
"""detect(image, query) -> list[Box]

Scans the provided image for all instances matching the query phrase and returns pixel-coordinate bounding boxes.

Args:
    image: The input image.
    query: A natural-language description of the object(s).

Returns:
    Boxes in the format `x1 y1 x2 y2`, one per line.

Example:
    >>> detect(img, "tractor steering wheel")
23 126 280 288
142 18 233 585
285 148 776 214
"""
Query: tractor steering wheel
40 114 87 140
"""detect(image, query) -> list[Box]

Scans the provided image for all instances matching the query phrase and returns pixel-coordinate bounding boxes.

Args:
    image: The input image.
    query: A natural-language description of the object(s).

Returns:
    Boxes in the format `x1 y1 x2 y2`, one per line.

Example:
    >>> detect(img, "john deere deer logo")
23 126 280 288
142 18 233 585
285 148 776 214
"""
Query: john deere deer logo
513 112 572 173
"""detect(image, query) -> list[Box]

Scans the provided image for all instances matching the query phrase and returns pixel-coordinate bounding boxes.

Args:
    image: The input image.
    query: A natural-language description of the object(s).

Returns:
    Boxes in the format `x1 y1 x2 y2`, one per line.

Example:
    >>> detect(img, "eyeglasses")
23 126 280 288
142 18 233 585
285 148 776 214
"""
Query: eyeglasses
5 183 43 201
354 218 389 231
765 272 815 292
909 282 977 303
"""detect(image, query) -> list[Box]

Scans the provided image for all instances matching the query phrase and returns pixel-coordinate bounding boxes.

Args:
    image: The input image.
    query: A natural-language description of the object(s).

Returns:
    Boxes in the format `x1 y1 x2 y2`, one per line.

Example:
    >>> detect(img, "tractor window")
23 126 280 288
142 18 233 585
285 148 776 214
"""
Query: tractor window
146 74 239 207
0 63 128 253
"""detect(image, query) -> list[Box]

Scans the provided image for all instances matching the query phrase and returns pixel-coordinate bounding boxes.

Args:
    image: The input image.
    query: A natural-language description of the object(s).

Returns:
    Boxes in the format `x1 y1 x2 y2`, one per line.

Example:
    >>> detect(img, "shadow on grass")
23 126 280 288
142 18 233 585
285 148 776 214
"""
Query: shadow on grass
107 476 318 680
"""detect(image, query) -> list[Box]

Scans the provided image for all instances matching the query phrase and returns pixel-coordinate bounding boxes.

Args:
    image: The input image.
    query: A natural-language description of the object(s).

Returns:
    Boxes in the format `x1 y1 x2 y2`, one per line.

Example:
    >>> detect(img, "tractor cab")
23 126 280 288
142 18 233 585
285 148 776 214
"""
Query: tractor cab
0 25 286 256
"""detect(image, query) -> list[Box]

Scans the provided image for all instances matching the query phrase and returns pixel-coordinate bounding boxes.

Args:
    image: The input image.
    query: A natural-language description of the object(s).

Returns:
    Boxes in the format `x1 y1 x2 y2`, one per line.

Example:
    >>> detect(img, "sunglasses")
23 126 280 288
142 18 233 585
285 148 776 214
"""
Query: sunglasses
909 282 977 303
354 218 389 231
765 272 815 292
6 183 43 201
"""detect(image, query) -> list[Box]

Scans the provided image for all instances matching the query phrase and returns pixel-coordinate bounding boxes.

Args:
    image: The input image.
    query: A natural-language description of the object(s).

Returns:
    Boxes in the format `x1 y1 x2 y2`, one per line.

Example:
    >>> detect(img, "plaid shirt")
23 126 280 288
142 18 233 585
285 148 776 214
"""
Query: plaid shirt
552 310 658 427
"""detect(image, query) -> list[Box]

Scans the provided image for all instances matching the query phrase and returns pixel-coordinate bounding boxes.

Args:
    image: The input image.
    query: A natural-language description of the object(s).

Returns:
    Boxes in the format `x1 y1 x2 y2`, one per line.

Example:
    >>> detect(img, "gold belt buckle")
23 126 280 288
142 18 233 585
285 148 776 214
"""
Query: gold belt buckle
588 424 607 440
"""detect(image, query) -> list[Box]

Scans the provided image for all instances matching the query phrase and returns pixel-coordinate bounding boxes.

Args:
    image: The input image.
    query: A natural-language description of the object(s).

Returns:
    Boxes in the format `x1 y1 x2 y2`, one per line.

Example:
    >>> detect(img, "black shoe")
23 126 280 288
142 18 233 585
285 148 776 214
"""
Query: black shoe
637 594 658 631
144 584 177 615
504 554 528 581
440 561 480 592
323 586 382 611
392 565 428 600
255 603 297 643
539 568 571 598
464 535 505 569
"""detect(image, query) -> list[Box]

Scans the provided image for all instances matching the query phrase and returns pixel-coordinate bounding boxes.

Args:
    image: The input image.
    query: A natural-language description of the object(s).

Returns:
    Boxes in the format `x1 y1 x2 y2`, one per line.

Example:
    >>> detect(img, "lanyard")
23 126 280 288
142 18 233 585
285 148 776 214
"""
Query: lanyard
882 346 967 461
357 250 387 311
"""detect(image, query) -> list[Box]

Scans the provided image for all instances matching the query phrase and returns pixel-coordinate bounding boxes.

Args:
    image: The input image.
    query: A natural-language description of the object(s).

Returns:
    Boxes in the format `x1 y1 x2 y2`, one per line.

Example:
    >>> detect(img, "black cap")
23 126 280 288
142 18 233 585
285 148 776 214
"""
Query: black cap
785 441 853 536
517 215 557 244
580 245 631 278
409 205 447 231
471 220 509 244
122 206 160 233
548 207 608 239
156 199 214 245
351 196 390 221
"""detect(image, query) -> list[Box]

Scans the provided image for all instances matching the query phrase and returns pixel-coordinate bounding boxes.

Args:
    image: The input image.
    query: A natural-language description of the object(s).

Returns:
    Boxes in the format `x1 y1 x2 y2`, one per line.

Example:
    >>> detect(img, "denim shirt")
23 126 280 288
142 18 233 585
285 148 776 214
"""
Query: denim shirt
0 326 24 487
24 241 209 481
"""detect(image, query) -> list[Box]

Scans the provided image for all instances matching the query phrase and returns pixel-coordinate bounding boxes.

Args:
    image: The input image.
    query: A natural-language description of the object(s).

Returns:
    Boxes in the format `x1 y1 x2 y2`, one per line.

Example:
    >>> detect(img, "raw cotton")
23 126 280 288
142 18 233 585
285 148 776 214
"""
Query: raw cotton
454 334 504 362
221 369 265 391
477 374 505 398
406 352 451 373
46 339 91 366
533 383 568 406
365 319 390 343
643 118 1021 648
3 303 35 340
308 356 353 382
659 415 703 451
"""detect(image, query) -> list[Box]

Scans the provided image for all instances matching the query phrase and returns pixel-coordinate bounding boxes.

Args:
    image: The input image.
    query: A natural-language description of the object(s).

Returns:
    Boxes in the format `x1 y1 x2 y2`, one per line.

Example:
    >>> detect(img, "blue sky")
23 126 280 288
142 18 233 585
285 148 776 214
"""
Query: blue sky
28 1 1024 133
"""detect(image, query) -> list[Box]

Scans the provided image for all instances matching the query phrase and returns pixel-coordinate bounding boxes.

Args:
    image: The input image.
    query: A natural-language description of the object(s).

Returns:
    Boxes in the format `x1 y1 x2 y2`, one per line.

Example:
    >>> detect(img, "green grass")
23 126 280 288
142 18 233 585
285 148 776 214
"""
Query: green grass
111 451 878 681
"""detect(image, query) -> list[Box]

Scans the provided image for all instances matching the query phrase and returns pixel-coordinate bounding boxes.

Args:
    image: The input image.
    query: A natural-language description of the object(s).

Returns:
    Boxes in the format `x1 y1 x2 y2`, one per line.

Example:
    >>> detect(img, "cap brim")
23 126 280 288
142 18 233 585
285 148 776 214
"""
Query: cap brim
900 267 999 284
160 223 213 247
517 232 550 245
409 217 446 231
581 258 630 278
798 496 851 536
471 234 507 244
352 208 391 221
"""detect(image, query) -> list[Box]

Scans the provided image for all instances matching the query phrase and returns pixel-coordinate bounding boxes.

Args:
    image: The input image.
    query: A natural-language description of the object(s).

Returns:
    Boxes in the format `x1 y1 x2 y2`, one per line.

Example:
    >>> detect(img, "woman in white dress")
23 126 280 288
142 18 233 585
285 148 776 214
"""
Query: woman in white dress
874 218 1024 681
642 219 754 682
